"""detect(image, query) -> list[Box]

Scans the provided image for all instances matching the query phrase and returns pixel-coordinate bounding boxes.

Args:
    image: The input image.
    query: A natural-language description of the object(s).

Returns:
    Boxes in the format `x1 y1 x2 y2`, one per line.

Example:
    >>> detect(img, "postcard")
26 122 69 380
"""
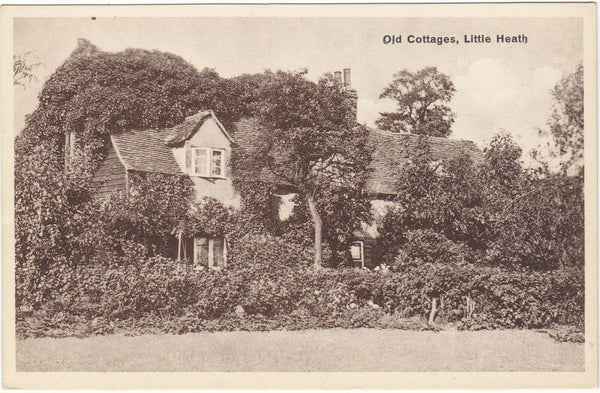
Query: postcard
1 3 596 390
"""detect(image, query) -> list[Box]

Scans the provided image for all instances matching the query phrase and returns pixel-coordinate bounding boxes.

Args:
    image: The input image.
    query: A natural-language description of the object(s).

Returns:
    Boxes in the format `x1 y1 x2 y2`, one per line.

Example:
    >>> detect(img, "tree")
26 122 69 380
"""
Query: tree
470 132 583 271
376 67 456 137
231 70 372 268
376 137 487 265
487 65 585 270
538 63 583 174
14 51 41 88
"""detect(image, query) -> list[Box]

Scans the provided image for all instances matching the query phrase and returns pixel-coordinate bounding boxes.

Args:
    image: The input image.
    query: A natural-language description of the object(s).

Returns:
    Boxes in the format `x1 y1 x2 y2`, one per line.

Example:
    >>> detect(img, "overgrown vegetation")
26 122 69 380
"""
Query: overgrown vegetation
17 243 583 338
15 40 584 340
230 70 372 268
377 132 584 272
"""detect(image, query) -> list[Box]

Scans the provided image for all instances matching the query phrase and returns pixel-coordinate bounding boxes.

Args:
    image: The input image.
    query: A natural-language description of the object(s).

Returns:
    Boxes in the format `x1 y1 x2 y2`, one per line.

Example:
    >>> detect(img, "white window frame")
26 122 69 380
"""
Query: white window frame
193 236 227 270
210 149 225 178
350 241 364 268
192 147 225 178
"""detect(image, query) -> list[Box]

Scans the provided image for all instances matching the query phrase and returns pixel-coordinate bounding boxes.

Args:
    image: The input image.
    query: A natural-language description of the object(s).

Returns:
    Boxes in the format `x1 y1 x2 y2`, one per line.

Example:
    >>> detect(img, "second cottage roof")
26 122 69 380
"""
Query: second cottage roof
367 128 483 195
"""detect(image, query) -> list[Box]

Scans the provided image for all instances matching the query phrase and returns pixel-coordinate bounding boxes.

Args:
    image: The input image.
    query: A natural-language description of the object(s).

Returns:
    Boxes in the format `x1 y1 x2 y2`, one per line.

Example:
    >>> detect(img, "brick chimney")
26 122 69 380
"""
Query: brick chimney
334 71 343 84
343 68 351 88
341 68 357 122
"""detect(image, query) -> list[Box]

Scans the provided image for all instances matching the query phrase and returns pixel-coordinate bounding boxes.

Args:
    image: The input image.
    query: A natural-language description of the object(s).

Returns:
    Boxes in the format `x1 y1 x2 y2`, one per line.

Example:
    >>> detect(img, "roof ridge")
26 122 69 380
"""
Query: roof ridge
163 110 213 146
369 127 478 145
185 110 212 120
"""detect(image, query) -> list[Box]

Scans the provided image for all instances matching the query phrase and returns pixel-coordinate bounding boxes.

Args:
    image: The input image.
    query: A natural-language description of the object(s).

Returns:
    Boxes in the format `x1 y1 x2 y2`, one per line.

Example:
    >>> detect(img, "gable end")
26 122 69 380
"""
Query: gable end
164 110 234 147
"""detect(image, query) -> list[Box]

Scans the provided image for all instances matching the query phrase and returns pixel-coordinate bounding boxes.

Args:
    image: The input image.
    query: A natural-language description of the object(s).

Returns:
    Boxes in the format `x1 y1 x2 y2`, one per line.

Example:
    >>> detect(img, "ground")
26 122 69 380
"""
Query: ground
16 328 583 372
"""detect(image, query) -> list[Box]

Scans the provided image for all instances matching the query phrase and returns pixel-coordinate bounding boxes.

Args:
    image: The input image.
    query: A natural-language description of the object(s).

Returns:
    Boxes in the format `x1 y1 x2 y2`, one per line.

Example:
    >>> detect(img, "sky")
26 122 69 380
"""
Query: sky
13 17 583 160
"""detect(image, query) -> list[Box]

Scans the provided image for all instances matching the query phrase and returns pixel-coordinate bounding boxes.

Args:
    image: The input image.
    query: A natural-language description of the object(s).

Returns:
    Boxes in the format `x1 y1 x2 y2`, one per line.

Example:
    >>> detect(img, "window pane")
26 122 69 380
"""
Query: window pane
194 237 209 268
194 149 208 175
211 150 223 176
350 242 363 260
213 237 224 267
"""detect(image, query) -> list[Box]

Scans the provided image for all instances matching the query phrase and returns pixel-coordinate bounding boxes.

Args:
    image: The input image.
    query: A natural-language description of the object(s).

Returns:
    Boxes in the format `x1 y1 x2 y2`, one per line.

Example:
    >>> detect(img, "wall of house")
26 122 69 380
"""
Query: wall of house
91 144 127 198
365 199 396 237
277 193 297 220
356 199 395 268
276 194 395 268
351 235 378 269
172 117 240 208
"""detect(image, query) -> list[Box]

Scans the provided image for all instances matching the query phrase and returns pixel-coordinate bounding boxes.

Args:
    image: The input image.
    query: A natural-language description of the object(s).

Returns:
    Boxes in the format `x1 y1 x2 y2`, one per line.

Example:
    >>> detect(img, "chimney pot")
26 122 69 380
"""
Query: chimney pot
334 71 342 84
343 68 351 88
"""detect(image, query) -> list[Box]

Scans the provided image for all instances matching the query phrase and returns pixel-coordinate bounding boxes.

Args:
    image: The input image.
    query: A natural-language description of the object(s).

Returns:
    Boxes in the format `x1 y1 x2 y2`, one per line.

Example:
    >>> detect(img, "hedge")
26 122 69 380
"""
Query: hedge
16 235 584 339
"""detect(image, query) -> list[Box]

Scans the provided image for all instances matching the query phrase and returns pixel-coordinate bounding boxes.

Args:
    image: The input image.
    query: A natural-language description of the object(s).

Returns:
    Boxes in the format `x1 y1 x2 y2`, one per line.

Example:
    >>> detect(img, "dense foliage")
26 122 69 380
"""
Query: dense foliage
231 70 373 268
373 65 584 325
17 248 583 339
539 63 584 174
376 67 456 136
15 170 229 309
16 39 233 163
377 132 583 272
377 137 486 265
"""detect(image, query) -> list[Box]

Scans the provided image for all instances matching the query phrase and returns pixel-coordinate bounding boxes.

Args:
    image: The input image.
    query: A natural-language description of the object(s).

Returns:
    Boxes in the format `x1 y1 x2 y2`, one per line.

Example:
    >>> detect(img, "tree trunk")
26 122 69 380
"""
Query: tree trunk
306 194 323 269
177 231 182 261
466 295 475 320
64 131 69 171
428 297 437 325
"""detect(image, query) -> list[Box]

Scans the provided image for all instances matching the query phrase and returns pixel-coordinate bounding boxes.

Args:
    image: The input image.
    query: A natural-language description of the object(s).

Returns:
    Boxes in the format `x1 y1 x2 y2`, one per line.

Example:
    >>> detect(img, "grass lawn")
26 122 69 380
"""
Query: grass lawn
16 328 584 372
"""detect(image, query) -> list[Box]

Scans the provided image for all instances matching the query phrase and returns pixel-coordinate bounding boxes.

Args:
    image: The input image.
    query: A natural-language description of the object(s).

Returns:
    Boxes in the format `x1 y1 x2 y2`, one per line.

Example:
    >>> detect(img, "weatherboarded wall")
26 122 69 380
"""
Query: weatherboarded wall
91 145 127 198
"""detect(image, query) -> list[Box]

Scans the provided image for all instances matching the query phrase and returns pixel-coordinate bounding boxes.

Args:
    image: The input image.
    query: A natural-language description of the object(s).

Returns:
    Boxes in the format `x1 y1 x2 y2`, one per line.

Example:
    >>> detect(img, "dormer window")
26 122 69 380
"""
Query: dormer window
192 147 225 178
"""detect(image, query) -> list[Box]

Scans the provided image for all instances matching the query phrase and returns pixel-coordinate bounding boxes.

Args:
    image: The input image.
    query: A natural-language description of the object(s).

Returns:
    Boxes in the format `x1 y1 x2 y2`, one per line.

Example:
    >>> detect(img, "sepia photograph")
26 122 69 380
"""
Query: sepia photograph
1 3 597 390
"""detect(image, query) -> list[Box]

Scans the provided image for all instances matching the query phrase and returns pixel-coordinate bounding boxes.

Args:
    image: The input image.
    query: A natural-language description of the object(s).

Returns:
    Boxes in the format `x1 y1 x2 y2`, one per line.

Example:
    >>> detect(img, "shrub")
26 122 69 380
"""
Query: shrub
227 233 312 269
391 229 473 269
16 247 584 339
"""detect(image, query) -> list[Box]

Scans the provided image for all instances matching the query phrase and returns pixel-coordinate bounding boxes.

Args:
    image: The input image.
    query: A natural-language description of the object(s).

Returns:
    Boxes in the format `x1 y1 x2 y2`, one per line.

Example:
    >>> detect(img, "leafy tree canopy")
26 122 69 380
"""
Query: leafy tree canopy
231 70 373 268
538 63 583 174
14 51 41 88
378 131 583 272
16 38 234 165
376 67 456 137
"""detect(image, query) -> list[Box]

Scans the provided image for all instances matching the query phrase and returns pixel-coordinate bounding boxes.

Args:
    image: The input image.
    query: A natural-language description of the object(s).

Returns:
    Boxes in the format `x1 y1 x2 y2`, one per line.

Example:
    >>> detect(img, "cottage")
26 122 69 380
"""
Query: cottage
351 129 483 268
91 110 237 269
90 70 482 269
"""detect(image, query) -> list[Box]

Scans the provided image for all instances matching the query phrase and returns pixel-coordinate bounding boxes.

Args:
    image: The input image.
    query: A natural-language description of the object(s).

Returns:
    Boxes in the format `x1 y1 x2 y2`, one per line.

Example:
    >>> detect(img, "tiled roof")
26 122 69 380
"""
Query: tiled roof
231 118 483 195
367 128 483 195
111 128 182 175
111 110 235 176
164 110 212 147
111 114 483 193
